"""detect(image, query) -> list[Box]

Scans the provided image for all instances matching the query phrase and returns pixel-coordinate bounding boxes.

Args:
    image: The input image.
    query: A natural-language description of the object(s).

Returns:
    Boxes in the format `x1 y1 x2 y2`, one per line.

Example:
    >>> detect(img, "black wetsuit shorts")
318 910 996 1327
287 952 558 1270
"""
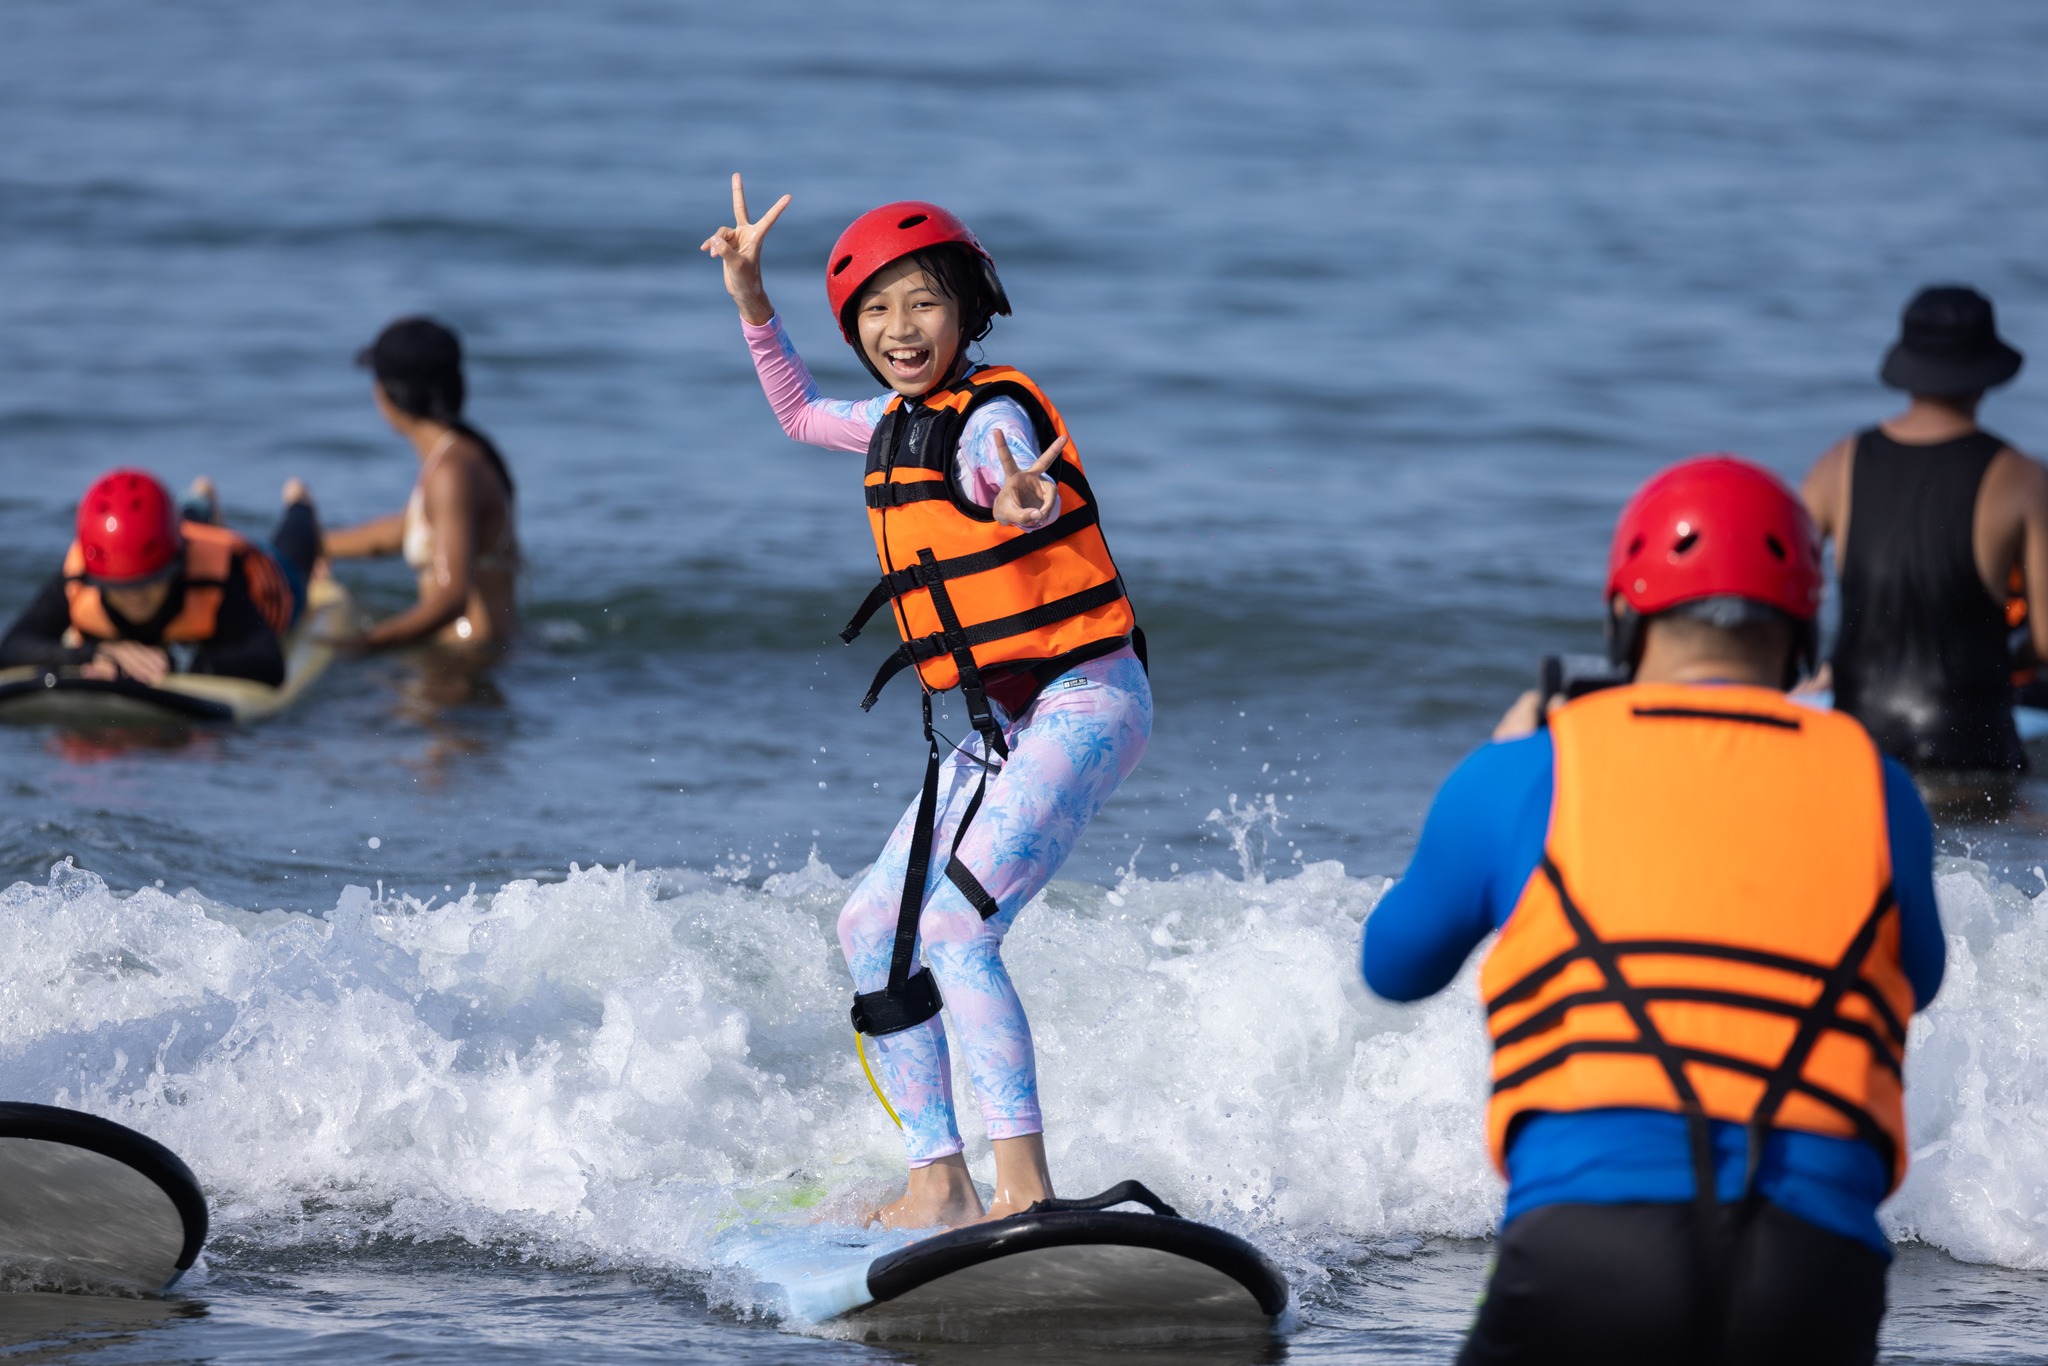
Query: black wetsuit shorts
1457 1200 1886 1366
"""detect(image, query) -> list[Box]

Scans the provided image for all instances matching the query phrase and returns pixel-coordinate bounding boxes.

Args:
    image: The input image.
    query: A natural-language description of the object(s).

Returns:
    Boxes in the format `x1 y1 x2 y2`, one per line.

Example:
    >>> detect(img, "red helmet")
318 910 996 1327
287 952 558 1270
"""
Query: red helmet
1605 455 1823 674
76 469 183 583
825 201 1004 341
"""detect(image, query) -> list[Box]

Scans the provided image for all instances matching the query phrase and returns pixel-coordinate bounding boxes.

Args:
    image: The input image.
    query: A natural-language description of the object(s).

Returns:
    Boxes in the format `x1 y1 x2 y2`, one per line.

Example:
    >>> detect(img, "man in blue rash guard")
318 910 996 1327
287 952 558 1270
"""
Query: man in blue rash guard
1364 456 1943 1366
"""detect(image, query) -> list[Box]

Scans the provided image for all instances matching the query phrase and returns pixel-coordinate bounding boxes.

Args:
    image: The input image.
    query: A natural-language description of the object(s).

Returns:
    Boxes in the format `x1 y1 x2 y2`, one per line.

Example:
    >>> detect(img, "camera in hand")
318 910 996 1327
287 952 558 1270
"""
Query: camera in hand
1538 654 1628 715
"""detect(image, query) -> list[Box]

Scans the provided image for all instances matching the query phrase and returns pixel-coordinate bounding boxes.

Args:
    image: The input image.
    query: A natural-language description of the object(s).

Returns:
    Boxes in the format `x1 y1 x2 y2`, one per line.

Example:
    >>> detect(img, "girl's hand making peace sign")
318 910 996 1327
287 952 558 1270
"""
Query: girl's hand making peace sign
992 430 1066 529
701 173 790 327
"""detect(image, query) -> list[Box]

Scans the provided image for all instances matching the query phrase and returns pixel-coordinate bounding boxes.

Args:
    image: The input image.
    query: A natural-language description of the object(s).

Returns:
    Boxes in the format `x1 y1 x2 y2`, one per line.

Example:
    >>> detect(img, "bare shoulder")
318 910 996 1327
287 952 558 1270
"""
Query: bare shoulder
1801 434 1857 521
1988 442 2048 508
1805 433 1855 481
428 437 495 496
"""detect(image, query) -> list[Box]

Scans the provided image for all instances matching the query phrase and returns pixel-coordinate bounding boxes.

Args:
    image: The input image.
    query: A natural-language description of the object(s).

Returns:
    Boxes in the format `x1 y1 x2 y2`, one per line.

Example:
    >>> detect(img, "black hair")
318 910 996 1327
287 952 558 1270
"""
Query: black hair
372 356 515 498
1606 597 1816 690
839 242 1012 387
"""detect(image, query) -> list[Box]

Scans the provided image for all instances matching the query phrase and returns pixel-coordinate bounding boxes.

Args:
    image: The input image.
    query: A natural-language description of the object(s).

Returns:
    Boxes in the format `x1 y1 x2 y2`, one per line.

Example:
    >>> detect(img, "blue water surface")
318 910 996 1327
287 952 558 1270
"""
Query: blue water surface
4 0 2048 1360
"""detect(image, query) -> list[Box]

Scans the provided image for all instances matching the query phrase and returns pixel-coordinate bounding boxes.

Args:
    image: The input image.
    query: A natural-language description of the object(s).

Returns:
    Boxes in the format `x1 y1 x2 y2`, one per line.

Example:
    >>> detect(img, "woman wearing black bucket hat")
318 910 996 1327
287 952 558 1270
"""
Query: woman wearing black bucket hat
1802 285 2044 777
324 317 520 648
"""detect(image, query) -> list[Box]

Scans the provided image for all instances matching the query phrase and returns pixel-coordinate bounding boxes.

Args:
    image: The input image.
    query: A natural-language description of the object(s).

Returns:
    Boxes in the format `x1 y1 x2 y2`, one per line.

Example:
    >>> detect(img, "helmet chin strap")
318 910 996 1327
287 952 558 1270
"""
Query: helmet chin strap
1605 599 1643 677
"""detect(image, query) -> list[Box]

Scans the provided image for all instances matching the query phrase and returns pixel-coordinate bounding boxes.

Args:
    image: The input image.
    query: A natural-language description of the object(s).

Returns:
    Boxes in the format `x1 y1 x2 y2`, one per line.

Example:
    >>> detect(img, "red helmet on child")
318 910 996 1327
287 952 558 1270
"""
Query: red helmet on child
76 470 183 583
1605 455 1823 674
825 201 1009 341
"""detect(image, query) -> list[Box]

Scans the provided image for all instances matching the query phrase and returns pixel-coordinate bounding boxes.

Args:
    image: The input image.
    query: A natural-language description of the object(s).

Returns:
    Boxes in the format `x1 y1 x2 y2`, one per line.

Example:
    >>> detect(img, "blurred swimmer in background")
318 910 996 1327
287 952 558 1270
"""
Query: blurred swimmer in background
324 317 519 648
1 469 319 687
1802 284 2040 776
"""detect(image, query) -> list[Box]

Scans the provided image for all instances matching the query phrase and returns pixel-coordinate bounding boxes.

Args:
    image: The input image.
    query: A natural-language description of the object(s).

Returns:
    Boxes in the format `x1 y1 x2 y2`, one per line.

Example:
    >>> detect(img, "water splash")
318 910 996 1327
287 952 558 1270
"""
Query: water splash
3 850 2046 1300
1203 792 1291 883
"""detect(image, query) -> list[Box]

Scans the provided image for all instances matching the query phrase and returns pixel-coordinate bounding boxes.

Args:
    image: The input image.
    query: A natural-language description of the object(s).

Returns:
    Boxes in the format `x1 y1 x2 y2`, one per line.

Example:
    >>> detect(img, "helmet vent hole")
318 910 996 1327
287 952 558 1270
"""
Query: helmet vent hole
1627 535 1645 557
1764 533 1787 561
897 214 929 230
831 254 854 277
1673 531 1699 555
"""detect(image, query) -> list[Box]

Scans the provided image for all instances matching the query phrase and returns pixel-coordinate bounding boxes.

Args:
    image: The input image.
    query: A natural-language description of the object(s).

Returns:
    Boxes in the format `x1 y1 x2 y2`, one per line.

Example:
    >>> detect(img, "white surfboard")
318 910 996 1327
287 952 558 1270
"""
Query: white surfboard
734 1182 1287 1345
0 1103 209 1296
0 576 354 725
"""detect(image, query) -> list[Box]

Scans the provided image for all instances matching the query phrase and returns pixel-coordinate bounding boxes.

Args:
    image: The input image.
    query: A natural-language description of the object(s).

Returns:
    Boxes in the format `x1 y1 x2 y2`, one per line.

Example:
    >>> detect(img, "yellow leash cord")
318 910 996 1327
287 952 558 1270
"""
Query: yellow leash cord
856 1033 904 1129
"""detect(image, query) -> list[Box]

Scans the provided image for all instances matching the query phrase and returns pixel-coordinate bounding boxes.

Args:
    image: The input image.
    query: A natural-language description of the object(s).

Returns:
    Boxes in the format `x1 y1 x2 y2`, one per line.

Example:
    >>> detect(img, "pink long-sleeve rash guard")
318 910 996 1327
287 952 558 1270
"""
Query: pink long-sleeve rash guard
743 314 1054 512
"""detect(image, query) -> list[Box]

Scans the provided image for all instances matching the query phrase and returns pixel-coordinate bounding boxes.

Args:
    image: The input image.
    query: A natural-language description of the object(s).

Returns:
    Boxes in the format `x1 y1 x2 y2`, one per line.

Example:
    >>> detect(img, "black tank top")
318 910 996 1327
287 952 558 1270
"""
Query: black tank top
1833 427 2024 772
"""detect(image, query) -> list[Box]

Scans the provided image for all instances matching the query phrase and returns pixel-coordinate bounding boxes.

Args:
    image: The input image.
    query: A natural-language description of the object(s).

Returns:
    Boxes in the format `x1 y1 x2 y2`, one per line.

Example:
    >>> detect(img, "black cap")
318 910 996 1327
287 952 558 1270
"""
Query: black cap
1879 286 2024 396
356 316 462 379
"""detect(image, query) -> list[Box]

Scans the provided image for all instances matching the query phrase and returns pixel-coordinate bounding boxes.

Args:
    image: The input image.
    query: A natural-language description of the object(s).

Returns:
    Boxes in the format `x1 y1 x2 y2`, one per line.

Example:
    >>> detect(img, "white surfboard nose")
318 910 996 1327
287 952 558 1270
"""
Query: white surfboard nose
0 1103 208 1296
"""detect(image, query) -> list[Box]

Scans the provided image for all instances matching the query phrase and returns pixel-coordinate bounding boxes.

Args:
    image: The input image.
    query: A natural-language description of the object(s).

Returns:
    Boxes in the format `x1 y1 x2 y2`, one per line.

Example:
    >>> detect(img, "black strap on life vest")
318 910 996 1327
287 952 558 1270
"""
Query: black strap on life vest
919 548 1007 762
861 481 952 509
1494 854 1899 1337
842 465 1104 643
850 544 1011 1037
1738 886 1897 1192
849 692 1007 1037
858 579 1131 711
1524 855 1725 1314
849 713 947 1038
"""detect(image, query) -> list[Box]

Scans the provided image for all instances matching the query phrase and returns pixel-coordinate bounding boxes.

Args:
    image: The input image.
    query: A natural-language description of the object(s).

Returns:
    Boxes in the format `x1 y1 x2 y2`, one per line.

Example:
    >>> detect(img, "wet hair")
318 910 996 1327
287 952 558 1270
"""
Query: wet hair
840 243 1011 386
359 317 516 497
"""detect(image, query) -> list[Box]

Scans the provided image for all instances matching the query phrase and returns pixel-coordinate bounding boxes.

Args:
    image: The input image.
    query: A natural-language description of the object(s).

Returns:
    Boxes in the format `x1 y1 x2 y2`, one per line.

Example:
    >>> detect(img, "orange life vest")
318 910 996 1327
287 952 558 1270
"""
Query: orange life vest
1480 683 1913 1192
840 366 1137 724
2008 564 2033 686
64 522 294 643
841 366 1140 1040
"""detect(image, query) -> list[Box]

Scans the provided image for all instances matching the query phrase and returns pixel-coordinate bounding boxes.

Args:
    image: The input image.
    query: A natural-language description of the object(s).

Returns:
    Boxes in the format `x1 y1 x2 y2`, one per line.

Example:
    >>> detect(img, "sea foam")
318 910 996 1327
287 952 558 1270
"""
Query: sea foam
3 851 2046 1296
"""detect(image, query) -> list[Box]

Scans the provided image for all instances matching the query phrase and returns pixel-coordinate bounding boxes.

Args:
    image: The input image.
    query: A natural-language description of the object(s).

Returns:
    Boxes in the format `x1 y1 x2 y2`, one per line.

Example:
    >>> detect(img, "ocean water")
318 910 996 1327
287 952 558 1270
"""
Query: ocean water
3 0 2048 1359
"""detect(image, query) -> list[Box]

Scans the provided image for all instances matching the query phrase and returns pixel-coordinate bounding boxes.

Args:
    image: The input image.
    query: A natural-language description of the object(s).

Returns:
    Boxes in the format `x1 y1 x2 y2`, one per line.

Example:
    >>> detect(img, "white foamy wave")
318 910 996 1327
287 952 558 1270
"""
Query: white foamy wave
2 852 2044 1286
1885 860 2048 1268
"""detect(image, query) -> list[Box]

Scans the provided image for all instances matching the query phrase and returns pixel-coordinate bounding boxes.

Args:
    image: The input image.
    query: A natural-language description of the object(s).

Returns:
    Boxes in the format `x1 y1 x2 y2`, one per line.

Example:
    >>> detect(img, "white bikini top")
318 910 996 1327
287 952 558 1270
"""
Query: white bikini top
402 433 517 574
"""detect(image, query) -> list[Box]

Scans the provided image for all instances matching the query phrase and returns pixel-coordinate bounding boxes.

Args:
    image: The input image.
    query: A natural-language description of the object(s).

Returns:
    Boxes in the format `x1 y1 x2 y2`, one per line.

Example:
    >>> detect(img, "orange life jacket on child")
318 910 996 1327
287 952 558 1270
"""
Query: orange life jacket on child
64 522 294 642
839 365 1138 725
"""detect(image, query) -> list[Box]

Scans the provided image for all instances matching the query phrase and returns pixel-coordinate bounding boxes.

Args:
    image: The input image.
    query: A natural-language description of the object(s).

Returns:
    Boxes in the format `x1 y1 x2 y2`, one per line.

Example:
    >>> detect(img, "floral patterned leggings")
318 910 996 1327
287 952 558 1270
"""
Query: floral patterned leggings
838 647 1152 1165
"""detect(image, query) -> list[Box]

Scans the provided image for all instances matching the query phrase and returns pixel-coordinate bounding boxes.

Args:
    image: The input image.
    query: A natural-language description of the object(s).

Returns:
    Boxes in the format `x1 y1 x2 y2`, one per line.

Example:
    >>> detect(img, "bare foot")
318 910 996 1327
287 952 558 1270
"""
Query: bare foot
970 1133 1053 1224
871 1154 983 1230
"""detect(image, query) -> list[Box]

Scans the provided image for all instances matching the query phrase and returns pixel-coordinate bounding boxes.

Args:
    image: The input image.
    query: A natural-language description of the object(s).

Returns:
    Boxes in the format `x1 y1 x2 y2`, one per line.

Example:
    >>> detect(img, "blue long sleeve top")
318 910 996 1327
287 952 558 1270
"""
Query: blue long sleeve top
1362 724 1943 1257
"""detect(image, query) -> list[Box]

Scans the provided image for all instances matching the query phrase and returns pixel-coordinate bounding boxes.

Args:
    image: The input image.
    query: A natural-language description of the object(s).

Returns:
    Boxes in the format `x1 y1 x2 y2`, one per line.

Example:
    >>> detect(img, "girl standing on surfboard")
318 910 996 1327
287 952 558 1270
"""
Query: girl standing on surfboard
704 177 1150 1229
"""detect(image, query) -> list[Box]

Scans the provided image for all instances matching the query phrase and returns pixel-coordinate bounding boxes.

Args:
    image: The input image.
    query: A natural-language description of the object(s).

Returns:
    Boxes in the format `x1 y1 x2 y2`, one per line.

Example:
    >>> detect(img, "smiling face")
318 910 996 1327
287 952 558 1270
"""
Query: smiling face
855 259 962 397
